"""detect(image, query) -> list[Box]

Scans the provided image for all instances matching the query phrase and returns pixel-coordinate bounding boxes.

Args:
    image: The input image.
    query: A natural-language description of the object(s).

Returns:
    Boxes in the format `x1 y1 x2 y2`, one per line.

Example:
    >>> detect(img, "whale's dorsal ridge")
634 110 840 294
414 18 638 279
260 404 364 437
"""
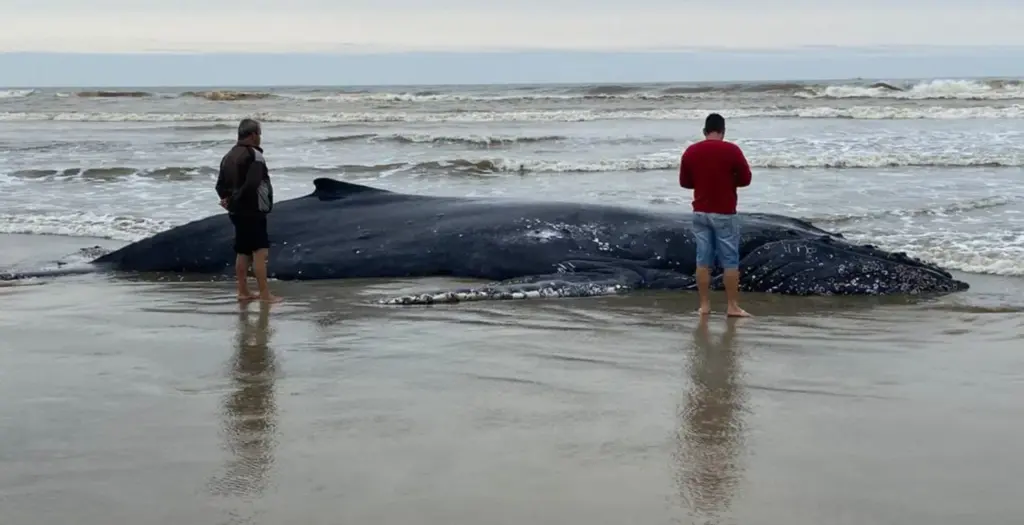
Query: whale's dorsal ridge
312 178 393 201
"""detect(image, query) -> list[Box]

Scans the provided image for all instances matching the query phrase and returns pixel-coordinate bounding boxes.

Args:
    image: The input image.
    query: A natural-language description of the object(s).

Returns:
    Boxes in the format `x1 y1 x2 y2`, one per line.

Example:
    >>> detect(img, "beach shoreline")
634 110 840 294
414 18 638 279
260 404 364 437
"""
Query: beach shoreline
4 231 1021 303
2 232 1023 525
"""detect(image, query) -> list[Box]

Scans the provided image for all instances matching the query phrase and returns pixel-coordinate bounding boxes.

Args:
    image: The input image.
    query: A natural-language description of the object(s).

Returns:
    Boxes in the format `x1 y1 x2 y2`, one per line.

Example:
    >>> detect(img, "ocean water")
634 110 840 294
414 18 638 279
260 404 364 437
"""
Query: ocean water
3 78 1024 525
1 78 1023 278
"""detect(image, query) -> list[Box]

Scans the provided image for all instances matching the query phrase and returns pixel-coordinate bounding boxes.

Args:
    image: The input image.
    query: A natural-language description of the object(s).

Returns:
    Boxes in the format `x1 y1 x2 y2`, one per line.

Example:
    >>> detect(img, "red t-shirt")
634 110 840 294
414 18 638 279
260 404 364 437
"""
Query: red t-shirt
678 138 752 214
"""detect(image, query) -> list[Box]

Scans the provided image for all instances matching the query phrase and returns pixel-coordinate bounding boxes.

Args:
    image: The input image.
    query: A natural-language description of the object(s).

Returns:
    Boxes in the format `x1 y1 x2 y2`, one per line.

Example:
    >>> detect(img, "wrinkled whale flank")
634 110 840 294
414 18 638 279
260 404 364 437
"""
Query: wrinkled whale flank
3 178 968 304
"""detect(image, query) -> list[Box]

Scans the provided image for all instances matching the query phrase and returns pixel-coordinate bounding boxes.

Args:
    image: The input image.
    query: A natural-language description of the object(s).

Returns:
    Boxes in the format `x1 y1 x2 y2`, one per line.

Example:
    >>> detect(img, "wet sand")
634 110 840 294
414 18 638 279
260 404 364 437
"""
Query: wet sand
2 233 1023 525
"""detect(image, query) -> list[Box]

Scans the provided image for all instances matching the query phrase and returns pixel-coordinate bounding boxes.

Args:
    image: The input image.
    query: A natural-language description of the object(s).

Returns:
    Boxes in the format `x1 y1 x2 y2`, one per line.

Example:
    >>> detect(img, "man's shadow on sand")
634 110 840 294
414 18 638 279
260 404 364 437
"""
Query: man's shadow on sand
674 315 751 523
207 301 279 500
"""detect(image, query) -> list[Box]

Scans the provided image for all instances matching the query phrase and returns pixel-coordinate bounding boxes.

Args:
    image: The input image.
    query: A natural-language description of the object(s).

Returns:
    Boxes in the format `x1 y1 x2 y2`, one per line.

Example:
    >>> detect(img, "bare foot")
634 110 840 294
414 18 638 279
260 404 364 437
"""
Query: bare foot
726 307 752 317
259 294 283 303
697 303 712 316
237 293 256 301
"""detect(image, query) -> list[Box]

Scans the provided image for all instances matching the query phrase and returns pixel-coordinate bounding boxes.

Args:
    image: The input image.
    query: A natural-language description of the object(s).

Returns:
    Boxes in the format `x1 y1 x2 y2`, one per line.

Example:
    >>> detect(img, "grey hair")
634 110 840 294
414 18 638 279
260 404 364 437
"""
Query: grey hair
237 118 261 139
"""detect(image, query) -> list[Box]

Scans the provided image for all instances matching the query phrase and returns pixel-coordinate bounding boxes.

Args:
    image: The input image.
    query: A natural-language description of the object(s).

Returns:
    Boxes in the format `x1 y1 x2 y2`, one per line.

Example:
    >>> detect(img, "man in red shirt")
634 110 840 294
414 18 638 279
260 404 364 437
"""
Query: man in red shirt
679 113 752 317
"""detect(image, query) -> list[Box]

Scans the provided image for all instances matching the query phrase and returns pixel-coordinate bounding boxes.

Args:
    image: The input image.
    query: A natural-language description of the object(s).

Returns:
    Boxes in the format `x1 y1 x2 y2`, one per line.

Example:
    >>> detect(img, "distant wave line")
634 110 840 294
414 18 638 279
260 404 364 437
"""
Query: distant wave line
4 79 1024 102
6 155 1024 182
4 105 1024 123
318 133 569 146
0 133 671 154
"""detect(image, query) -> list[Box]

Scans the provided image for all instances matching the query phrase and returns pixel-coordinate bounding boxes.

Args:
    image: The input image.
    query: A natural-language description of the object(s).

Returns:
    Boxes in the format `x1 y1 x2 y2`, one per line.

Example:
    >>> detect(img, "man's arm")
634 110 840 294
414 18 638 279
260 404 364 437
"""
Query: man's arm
679 150 694 189
732 144 752 188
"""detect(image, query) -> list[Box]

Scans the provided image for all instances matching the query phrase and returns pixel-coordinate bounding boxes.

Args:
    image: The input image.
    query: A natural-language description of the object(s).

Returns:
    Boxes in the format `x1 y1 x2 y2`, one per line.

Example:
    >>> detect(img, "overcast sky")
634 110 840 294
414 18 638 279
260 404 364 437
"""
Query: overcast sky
1 0 1023 85
3 0 1024 52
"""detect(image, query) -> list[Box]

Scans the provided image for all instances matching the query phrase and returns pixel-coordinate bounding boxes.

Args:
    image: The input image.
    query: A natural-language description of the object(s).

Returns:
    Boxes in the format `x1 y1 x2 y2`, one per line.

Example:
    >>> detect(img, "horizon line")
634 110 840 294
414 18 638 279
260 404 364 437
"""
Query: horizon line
6 45 1024 57
4 74 1019 90
2 45 1024 56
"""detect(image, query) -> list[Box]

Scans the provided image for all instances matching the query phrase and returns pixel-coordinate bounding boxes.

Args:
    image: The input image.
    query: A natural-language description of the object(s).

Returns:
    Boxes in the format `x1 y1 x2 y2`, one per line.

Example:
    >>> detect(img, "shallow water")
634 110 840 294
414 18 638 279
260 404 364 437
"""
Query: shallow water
1 235 1023 525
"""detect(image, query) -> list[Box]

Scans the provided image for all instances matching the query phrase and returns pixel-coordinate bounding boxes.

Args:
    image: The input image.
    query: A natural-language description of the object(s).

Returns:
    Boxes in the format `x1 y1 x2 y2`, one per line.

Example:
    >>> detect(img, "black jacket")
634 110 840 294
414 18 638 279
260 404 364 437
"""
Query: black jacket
215 142 274 215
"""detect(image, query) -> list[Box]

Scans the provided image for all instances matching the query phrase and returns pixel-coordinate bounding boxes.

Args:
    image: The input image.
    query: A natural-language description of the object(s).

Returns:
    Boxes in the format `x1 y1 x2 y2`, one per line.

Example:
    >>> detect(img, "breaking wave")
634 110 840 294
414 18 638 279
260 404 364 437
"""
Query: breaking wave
4 105 1024 123
180 90 277 101
0 211 171 241
7 79 1024 102
6 166 217 181
0 89 36 98
802 195 1018 226
8 152 1023 183
75 91 152 98
318 133 568 147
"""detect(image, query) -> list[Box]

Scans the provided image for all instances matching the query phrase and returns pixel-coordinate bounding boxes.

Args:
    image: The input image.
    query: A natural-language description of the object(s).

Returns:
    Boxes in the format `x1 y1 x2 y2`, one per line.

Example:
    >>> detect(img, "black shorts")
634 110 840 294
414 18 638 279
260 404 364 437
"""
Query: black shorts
229 213 269 255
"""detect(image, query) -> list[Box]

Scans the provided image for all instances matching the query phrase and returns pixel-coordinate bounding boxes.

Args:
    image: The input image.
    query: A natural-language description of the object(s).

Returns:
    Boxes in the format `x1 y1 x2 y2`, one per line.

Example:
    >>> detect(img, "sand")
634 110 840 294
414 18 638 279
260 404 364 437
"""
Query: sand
1 233 1023 525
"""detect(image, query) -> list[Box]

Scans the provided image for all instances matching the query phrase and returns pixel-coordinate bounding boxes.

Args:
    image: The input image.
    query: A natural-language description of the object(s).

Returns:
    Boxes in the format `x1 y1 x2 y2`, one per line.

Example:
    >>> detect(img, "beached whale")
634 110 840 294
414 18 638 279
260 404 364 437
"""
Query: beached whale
2 178 968 303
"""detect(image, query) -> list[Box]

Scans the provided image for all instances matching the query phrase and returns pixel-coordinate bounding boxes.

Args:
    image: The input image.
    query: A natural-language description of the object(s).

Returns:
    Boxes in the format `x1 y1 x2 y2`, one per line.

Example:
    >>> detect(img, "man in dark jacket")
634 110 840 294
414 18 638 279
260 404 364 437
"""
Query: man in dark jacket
215 118 280 303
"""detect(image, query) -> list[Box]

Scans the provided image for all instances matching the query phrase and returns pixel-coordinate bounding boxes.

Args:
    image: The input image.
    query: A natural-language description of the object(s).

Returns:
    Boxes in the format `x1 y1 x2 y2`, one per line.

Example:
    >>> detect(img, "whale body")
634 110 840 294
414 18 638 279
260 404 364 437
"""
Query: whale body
52 177 967 304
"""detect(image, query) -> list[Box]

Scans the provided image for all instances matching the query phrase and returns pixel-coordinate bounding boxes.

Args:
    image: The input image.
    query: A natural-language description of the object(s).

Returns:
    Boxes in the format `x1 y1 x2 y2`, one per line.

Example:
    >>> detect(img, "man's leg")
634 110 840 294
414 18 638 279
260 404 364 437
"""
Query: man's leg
250 249 279 302
230 214 255 300
692 212 715 315
250 214 281 303
713 214 750 317
234 253 254 299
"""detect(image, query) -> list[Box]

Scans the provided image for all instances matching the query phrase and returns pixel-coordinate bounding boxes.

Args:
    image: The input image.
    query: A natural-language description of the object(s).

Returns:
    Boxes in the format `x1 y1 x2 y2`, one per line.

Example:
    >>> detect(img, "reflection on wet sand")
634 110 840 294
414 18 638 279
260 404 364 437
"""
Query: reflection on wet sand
209 302 278 499
675 316 749 523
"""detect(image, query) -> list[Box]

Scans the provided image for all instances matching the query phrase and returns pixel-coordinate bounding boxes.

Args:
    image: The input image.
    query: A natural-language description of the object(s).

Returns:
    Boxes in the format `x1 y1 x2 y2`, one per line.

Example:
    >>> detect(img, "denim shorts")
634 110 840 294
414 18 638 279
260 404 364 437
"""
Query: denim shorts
692 211 740 270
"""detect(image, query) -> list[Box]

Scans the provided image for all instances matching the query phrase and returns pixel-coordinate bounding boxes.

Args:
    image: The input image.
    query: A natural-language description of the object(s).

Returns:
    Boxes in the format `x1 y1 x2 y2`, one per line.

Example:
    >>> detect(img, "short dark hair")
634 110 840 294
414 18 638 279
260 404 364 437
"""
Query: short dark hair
703 113 725 134
238 118 261 140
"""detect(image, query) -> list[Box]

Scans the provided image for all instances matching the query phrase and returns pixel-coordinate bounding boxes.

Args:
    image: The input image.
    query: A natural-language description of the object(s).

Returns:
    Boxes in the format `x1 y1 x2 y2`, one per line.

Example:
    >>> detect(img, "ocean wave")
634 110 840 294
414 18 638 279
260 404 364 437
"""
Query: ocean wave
0 211 170 241
350 152 1024 173
843 230 1024 277
6 166 216 181
799 195 1024 277
167 123 235 131
0 89 35 99
749 154 1024 169
318 133 568 147
571 79 1024 101
388 155 1024 174
7 79 1024 103
198 79 1024 102
6 152 1024 183
4 105 1024 123
180 90 277 101
802 195 1017 226
75 90 152 98
0 138 230 154
51 90 276 101
797 79 1024 100
299 82 824 102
